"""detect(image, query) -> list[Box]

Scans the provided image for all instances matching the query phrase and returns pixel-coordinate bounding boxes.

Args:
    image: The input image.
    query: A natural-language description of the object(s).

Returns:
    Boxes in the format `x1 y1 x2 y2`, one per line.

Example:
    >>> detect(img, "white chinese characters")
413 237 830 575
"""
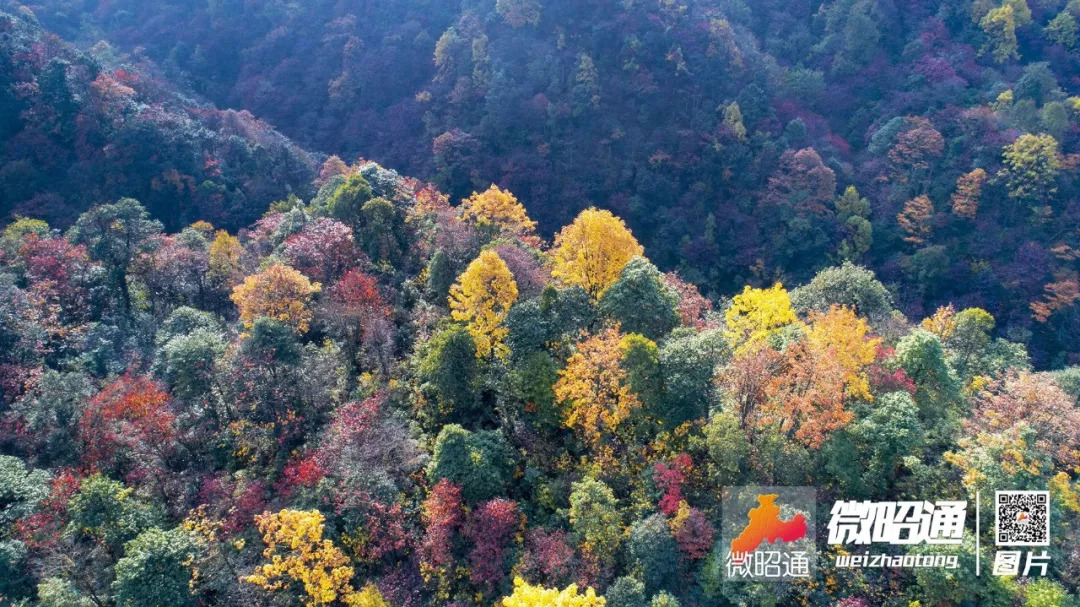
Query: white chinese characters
726 551 810 580
827 500 967 545
992 550 1050 577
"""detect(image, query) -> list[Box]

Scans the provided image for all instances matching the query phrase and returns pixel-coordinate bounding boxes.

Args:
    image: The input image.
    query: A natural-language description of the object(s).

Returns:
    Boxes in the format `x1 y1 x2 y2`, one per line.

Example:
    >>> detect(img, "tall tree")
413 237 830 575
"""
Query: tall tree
724 284 797 354
459 185 538 243
760 339 853 448
551 208 643 298
1000 133 1061 208
806 305 881 401
230 264 321 334
68 198 162 312
888 118 944 187
427 425 514 503
417 326 480 425
244 509 364 606
598 257 680 340
568 478 621 565
980 5 1020 63
449 250 519 359
897 195 935 246
112 527 200 607
950 169 987 220
554 327 642 463
834 186 872 261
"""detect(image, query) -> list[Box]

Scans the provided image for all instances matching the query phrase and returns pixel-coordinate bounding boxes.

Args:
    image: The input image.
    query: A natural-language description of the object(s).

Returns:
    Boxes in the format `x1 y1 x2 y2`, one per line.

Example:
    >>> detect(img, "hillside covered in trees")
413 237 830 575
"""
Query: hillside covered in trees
0 5 316 230
0 1 1079 606
13 0 1080 366
2 150 1078 605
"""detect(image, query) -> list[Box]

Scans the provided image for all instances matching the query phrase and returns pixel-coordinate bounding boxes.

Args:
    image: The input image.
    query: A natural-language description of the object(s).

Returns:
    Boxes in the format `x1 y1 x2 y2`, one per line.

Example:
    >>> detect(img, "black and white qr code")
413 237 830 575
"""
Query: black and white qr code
996 491 1050 546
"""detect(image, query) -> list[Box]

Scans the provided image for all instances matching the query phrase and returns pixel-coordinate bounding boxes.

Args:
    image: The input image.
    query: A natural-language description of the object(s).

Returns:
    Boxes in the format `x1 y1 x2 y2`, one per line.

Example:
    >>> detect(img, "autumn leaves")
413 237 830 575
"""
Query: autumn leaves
231 264 321 335
218 180 892 604
447 190 644 361
896 132 1063 248
442 191 653 467
444 184 887 470
549 208 644 300
722 285 881 450
244 509 389 606
449 251 518 360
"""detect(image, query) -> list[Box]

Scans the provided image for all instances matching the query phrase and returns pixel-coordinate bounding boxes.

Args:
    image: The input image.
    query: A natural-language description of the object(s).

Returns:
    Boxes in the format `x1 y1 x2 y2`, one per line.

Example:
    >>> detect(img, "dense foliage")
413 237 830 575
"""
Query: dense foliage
0 7 315 230
12 0 1080 365
0 151 1077 605
0 1 1079 605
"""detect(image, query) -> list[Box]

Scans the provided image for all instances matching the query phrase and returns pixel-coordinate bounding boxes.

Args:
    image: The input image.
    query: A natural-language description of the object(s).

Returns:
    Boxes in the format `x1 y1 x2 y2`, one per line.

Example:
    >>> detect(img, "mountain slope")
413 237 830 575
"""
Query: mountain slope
12 0 1080 365
0 6 316 230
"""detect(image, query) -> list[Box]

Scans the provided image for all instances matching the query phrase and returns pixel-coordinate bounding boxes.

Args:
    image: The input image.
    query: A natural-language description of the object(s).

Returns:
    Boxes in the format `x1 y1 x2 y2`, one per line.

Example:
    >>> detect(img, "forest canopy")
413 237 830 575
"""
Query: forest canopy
5 0 1080 366
0 0 1079 605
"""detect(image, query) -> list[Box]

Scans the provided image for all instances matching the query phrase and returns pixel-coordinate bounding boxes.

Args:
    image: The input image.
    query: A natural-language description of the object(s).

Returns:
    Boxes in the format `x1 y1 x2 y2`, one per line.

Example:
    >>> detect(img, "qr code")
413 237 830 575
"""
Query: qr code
996 491 1050 546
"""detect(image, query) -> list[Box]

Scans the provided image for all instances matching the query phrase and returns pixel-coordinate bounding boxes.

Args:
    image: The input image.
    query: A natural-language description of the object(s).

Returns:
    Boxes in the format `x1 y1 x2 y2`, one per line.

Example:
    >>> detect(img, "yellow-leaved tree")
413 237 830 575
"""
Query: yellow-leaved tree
459 185 538 242
231 263 321 334
806 305 881 401
724 283 797 354
500 577 606 606
921 304 957 339
209 229 244 286
449 250 519 358
551 208 643 298
553 326 641 465
351 585 390 607
244 509 384 607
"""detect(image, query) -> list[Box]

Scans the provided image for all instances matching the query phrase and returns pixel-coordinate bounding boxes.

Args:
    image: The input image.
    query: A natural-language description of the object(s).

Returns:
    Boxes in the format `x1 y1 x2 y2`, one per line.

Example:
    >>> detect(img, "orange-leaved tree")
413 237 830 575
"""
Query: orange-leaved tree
231 263 321 334
554 326 642 464
448 249 519 358
897 195 934 246
806 305 881 401
1031 279 1080 323
760 339 853 448
950 168 987 219
551 207 643 298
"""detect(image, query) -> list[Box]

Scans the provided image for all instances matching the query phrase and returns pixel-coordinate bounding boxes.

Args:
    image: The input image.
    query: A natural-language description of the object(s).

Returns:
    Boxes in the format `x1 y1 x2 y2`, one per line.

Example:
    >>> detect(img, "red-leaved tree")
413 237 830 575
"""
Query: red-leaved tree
78 374 176 480
466 498 521 589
